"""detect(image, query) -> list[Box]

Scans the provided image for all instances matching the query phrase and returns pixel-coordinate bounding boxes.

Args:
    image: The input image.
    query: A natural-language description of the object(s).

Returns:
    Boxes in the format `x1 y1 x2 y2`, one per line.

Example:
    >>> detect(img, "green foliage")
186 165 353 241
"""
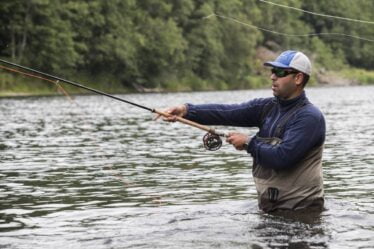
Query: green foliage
257 0 312 49
340 68 374 85
309 37 346 70
0 0 373 95
302 0 374 70
0 1 81 73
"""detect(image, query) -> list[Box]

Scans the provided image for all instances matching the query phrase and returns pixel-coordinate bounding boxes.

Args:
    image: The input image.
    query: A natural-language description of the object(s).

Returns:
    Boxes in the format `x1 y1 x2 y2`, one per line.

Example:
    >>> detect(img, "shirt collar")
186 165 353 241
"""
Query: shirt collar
276 91 306 107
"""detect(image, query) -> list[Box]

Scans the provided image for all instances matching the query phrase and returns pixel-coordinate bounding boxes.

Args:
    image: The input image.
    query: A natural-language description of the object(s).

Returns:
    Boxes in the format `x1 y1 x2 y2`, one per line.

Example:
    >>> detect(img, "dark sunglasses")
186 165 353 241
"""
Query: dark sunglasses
271 68 298 78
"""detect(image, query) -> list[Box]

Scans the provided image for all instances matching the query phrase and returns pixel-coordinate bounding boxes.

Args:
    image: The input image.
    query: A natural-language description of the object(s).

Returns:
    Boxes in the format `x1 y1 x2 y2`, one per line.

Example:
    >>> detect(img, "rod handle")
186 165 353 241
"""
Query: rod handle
153 109 224 136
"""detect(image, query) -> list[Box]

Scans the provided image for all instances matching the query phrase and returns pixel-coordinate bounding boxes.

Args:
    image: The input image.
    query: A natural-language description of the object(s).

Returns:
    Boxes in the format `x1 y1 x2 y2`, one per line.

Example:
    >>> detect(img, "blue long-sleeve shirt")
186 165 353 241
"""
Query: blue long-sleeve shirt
185 91 325 170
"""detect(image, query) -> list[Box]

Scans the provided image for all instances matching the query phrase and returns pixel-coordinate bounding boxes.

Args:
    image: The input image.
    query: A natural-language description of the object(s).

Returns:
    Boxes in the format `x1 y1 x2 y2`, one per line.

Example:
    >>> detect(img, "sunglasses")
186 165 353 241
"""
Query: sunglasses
271 68 298 78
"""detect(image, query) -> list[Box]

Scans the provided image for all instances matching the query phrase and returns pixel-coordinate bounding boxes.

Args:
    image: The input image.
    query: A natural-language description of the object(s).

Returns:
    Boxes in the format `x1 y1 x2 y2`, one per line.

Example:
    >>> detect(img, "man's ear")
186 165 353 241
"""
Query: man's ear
295 73 304 86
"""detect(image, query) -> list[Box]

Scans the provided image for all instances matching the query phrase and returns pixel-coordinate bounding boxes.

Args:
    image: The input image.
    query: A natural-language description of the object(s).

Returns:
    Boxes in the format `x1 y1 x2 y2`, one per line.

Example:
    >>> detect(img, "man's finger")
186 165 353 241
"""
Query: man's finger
225 132 235 143
226 136 233 144
153 114 162 121
154 108 173 121
162 115 178 122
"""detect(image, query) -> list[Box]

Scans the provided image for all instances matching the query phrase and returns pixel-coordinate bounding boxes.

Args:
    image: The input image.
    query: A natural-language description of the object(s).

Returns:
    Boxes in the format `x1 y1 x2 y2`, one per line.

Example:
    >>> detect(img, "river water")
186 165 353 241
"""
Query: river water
0 86 373 249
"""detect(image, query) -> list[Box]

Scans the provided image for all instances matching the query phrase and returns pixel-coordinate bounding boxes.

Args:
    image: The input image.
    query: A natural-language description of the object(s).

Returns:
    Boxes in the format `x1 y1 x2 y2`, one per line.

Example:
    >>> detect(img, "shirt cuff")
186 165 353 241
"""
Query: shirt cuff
246 135 257 155
184 103 196 119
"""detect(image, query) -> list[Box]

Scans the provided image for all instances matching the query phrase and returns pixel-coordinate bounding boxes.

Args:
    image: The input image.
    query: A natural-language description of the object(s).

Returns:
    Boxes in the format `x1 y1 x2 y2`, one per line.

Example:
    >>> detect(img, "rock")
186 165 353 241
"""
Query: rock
316 72 359 86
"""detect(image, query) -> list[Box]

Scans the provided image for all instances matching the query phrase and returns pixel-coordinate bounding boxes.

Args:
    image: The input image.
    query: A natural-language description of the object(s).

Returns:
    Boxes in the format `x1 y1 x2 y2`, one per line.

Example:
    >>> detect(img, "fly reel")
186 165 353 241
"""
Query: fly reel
203 132 222 151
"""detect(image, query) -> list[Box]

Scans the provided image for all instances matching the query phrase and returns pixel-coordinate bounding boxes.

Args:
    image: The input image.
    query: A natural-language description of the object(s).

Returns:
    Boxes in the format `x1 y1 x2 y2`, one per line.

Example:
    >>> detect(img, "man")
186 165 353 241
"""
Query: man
162 50 325 212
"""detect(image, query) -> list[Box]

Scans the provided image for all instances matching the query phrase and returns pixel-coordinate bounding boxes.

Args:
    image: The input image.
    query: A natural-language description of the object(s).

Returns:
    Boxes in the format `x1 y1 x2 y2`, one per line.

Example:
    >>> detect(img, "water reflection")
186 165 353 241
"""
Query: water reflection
254 209 326 249
1 86 374 248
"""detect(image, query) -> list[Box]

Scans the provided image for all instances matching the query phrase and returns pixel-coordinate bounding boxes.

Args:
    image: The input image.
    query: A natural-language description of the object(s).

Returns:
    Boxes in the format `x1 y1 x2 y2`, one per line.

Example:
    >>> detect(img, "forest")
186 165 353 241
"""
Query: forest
1 0 374 94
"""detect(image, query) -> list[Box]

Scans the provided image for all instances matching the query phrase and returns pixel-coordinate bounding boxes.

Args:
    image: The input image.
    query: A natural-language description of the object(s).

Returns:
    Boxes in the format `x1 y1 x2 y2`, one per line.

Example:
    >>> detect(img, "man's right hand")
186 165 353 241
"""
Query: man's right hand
155 104 188 122
226 132 250 151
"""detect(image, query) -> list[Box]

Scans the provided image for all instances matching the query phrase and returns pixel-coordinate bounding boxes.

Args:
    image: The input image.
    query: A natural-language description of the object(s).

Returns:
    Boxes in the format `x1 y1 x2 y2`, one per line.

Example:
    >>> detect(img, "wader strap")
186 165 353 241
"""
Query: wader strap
273 100 307 138
260 99 277 127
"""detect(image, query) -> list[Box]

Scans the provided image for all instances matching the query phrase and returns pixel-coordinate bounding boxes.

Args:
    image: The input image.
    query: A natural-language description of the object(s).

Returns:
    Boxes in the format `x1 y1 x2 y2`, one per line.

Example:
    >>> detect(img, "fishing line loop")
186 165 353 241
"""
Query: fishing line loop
0 64 75 102
203 13 374 42
258 0 374 25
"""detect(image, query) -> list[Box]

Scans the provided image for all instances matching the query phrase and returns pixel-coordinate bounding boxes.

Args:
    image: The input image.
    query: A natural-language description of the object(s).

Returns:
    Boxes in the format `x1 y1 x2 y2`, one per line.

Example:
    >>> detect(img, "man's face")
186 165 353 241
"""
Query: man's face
270 68 301 100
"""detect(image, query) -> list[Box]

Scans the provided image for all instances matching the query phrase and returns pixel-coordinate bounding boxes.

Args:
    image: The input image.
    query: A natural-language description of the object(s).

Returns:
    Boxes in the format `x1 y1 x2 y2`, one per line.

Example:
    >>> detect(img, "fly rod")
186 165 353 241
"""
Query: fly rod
0 58 225 150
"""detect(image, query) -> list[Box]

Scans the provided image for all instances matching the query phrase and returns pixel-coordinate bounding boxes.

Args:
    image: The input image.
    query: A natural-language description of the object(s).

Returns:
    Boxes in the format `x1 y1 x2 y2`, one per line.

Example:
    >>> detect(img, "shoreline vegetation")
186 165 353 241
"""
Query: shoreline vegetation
1 66 373 98
1 1 373 97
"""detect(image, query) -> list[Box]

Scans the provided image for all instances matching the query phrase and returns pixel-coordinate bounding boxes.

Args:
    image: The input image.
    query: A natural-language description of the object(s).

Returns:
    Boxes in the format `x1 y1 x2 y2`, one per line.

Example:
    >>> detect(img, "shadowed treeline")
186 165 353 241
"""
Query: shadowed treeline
1 0 374 94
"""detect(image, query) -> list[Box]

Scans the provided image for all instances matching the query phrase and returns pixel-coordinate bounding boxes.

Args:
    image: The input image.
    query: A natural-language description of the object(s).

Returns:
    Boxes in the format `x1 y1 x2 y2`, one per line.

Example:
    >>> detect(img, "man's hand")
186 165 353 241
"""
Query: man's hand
226 132 250 151
154 104 188 122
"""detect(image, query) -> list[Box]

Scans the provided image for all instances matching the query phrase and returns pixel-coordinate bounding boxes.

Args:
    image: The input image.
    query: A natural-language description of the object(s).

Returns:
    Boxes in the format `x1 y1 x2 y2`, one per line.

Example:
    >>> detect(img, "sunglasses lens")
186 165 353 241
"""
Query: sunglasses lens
271 68 297 77
271 68 286 77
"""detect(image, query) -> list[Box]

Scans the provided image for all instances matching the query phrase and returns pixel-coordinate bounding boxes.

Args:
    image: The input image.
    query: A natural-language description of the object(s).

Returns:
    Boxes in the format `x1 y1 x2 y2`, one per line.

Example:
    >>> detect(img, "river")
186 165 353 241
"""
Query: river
0 85 373 248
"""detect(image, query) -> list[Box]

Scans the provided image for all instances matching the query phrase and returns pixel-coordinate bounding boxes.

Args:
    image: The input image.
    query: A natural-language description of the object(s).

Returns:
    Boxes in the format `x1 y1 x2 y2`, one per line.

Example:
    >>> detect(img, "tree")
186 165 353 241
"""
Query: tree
302 0 374 70
0 0 81 73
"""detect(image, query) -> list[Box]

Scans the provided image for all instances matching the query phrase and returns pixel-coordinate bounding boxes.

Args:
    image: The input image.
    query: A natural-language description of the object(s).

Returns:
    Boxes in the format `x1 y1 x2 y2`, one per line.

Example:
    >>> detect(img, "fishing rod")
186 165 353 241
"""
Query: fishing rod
0 58 225 150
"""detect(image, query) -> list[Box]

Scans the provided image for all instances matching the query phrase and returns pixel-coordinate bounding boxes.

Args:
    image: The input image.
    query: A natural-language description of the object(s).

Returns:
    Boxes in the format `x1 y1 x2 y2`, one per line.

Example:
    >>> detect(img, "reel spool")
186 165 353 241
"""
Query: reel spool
203 133 222 151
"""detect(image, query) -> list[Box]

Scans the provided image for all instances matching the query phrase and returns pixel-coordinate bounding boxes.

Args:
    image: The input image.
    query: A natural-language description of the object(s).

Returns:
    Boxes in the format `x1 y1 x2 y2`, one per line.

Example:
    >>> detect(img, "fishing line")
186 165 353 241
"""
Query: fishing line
0 58 226 151
102 165 133 186
0 64 75 102
258 0 374 25
203 13 374 43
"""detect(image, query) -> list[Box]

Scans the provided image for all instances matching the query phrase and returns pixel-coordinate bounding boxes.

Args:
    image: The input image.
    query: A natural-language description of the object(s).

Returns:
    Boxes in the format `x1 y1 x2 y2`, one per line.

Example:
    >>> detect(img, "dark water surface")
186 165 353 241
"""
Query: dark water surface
1 86 373 248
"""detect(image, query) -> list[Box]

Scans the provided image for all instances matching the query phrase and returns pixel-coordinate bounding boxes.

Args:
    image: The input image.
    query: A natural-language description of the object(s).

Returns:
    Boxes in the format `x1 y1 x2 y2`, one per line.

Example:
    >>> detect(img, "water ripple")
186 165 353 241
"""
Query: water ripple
1 86 373 248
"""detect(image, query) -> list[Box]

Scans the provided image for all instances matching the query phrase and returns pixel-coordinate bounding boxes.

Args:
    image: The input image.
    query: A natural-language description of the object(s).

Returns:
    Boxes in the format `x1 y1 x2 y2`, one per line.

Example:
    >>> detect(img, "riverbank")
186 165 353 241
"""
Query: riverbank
316 68 374 86
1 67 373 97
0 72 132 98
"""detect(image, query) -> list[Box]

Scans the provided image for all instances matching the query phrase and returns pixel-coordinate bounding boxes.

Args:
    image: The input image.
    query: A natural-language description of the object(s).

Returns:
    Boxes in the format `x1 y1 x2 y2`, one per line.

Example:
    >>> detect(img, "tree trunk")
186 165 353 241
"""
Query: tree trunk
10 25 15 60
17 1 32 63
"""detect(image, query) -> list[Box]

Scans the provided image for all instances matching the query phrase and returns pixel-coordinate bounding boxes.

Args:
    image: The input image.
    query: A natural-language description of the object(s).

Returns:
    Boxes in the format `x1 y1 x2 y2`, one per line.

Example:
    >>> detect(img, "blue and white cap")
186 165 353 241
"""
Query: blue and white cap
264 50 312 76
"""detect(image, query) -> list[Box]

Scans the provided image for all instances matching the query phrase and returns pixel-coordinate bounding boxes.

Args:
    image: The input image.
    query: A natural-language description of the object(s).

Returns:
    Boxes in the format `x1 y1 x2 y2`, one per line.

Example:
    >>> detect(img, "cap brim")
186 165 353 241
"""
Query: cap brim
263 61 292 69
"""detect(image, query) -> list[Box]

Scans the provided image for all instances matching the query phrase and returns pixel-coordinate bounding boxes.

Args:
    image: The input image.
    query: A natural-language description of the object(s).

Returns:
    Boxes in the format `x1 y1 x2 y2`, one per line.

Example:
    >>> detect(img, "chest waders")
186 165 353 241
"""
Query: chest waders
254 101 324 212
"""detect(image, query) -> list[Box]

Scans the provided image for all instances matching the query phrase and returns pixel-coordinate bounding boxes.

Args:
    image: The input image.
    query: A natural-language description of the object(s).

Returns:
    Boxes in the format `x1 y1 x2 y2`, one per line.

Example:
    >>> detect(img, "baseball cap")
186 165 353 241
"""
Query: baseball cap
264 50 312 76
